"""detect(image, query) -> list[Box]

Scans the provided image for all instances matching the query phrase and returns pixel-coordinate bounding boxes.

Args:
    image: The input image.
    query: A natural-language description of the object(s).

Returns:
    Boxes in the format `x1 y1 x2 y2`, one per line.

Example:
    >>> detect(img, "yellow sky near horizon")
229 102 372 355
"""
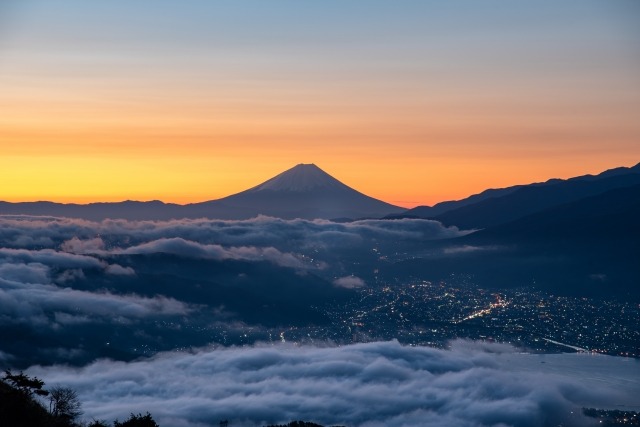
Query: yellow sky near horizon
2 77 638 207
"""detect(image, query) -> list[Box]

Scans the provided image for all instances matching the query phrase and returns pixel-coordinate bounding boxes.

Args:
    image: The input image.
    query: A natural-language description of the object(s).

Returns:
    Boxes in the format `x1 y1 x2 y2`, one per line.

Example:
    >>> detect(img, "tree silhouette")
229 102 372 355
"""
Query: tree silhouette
264 422 342 427
0 371 53 427
114 412 160 427
3 369 49 397
49 385 83 423
1 370 159 427
86 420 110 427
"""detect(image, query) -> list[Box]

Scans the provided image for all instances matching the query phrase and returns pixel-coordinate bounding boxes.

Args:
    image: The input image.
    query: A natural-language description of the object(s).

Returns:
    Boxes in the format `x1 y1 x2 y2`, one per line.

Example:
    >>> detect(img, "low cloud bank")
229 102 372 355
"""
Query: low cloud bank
118 237 305 268
333 276 366 289
0 215 465 251
28 340 625 427
442 245 499 255
0 273 191 326
0 216 466 293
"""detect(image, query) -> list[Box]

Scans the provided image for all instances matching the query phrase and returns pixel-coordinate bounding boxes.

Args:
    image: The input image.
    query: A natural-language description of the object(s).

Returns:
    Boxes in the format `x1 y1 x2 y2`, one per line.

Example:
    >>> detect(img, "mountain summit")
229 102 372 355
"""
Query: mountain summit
247 163 349 193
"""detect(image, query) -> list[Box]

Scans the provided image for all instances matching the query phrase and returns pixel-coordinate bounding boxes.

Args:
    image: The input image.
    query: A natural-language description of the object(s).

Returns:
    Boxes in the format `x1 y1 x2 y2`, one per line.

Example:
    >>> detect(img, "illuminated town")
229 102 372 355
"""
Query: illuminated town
149 280 638 360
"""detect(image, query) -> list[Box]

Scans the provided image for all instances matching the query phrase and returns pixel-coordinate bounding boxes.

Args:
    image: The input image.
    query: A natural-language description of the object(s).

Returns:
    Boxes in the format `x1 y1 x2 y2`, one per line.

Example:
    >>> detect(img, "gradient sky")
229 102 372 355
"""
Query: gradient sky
1 0 639 207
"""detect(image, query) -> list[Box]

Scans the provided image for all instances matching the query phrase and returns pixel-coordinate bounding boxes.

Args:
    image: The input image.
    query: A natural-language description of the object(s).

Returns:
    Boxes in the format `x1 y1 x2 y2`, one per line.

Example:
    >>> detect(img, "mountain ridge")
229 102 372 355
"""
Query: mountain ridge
400 162 640 220
398 162 640 228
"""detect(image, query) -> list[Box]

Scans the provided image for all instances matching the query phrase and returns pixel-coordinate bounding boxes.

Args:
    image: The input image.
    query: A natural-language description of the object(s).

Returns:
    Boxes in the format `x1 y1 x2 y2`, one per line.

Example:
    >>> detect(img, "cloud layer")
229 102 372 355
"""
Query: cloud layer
2 215 634 427
28 340 627 427
2 215 390 366
0 215 464 251
0 215 464 279
0 271 191 326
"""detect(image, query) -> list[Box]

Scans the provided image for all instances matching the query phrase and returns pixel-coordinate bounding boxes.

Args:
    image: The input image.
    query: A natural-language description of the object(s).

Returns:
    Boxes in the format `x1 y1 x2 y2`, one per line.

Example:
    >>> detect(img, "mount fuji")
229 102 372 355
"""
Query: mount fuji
0 164 404 220
184 163 404 220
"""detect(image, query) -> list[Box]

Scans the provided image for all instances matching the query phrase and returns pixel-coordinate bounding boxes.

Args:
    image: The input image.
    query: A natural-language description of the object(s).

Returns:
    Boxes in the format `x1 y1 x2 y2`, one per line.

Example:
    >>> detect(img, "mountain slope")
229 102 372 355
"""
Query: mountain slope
187 164 403 220
403 162 640 222
466 183 640 242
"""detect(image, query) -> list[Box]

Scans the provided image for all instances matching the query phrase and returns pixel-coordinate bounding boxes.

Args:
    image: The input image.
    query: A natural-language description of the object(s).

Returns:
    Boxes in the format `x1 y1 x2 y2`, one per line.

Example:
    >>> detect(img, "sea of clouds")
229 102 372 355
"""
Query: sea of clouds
0 215 464 251
3 215 636 426
0 215 462 324
0 214 468 280
0 215 469 331
27 340 631 427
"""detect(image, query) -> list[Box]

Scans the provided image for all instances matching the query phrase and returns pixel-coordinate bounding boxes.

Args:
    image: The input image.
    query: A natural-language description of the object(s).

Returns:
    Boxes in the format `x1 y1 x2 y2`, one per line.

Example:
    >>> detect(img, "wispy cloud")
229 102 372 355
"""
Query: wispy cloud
333 276 366 289
443 245 500 255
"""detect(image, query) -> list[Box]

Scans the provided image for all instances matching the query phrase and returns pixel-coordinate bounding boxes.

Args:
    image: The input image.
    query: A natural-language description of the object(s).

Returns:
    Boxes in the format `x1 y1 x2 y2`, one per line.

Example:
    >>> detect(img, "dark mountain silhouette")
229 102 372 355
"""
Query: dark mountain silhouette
0 164 403 220
382 184 640 298
0 200 184 221
184 163 403 219
396 187 521 219
400 162 640 227
466 183 640 242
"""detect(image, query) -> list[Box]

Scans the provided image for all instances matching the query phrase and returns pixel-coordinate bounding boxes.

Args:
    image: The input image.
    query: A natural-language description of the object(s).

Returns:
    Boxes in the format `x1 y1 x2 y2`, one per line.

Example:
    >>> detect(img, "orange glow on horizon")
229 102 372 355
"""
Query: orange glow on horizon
2 142 639 208
2 75 639 207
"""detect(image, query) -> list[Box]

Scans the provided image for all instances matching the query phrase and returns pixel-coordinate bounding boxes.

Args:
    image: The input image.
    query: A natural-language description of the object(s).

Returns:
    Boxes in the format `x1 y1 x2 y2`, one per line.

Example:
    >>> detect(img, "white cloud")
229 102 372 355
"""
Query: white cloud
119 238 305 269
105 264 136 276
61 237 106 254
443 245 498 255
333 276 366 289
0 248 105 269
27 340 628 427
0 275 191 325
0 216 465 251
0 262 49 284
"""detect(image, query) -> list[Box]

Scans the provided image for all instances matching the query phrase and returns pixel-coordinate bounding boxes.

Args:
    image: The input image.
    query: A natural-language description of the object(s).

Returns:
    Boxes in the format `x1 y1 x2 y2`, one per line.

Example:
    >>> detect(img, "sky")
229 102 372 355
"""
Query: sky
1 0 639 207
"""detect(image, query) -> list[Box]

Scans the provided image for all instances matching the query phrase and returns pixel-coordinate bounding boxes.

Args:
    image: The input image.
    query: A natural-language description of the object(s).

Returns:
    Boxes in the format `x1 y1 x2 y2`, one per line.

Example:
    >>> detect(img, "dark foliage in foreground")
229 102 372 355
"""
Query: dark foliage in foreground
1 371 344 427
113 413 159 427
0 375 55 427
0 371 159 427
265 422 346 427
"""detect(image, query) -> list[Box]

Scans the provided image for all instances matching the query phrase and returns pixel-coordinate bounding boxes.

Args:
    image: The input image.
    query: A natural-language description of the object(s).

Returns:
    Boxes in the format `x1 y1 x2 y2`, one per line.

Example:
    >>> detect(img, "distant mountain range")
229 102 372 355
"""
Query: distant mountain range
0 164 404 220
397 162 640 229
1 162 639 230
